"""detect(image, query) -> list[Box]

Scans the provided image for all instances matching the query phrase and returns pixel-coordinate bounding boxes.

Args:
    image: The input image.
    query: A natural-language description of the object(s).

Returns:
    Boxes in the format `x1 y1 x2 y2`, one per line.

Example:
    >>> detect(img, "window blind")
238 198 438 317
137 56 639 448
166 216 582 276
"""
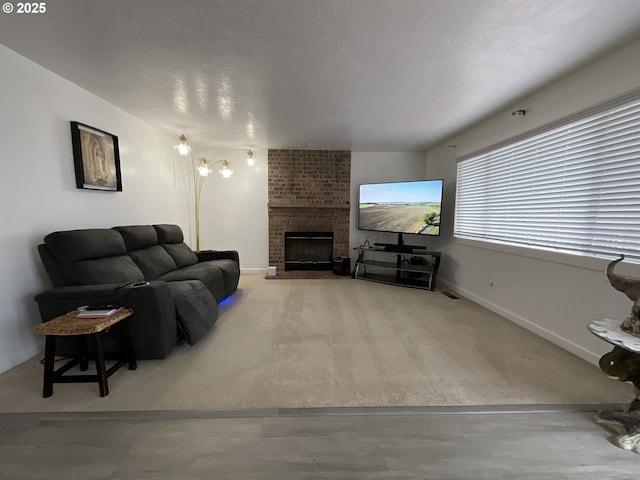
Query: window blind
454 90 640 262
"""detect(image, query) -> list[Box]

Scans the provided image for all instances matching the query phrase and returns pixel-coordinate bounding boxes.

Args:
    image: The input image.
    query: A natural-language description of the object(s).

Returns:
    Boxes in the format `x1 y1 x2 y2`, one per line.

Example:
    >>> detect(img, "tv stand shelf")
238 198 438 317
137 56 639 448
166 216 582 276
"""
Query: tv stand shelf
353 247 441 291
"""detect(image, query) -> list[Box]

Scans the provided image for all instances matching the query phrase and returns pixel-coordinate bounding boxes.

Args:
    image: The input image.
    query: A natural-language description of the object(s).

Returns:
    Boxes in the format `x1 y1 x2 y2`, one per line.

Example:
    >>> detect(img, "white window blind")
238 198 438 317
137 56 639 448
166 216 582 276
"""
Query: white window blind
454 90 640 262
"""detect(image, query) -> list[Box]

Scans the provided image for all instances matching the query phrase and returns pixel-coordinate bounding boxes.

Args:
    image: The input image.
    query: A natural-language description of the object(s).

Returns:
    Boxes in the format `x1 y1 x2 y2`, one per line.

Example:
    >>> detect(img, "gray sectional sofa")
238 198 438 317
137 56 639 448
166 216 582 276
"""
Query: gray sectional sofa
34 224 240 358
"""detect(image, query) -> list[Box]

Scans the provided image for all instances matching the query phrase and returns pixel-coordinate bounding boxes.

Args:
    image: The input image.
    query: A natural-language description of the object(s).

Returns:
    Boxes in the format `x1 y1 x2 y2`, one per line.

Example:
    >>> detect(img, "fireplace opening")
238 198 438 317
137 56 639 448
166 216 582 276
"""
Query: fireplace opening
285 232 334 271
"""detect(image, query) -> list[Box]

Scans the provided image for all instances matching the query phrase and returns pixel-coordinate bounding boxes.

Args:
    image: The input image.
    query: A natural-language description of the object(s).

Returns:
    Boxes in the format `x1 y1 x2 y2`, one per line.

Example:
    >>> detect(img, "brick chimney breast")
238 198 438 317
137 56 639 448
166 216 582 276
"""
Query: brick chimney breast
268 149 351 271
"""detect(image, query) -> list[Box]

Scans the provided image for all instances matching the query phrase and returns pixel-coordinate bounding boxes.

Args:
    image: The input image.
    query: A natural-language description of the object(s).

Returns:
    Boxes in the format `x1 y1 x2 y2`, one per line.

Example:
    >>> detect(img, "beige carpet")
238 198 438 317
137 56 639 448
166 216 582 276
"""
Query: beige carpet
0 274 631 412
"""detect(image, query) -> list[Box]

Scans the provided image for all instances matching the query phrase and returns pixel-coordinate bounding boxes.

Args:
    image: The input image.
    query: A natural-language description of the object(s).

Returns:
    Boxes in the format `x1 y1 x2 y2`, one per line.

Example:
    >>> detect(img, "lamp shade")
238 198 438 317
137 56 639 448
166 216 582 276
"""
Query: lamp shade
245 150 256 166
219 160 234 178
197 158 211 177
174 134 191 156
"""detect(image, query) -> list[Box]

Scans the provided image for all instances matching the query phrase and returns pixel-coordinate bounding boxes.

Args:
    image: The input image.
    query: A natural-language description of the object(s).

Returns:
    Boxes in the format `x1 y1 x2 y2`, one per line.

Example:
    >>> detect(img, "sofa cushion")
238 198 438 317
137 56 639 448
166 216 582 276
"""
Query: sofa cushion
162 243 198 268
37 244 75 287
153 224 198 268
166 280 218 345
128 245 177 280
45 229 126 263
199 259 240 297
113 225 159 251
64 256 145 285
158 264 226 302
43 229 145 285
154 224 185 244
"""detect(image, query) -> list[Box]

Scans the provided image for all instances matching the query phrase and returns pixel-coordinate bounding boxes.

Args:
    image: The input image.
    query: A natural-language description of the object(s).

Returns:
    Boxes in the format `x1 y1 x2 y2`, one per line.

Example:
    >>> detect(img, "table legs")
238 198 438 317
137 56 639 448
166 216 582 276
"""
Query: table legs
41 327 136 398
42 335 56 398
80 336 89 371
92 333 108 397
117 322 137 371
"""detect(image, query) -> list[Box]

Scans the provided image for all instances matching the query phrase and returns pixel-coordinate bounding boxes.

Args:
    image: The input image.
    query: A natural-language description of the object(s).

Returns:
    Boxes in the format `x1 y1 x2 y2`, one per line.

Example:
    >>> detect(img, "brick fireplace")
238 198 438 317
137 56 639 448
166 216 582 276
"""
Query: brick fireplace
268 149 351 273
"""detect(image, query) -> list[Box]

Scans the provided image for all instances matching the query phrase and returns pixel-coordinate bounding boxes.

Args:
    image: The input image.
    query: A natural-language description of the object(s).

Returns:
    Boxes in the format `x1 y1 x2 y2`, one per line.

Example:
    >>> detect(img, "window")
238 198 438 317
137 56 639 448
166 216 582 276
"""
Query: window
454 89 640 262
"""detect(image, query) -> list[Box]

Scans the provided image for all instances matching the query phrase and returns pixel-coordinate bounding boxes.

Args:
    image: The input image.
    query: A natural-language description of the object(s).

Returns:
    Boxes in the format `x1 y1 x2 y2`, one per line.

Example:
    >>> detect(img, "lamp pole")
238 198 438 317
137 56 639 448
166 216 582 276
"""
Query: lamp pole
191 156 232 251
193 160 205 251
174 135 253 251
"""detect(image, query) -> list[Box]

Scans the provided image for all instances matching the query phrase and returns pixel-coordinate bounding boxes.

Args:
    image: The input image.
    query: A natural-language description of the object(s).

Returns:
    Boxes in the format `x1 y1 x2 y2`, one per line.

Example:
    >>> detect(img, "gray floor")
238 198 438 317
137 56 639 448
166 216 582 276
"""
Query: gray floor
1 405 638 479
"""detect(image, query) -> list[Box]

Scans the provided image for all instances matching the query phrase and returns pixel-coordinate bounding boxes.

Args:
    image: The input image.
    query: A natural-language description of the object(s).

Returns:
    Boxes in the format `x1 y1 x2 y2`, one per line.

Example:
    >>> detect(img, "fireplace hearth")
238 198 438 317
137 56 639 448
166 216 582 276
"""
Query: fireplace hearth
285 232 334 271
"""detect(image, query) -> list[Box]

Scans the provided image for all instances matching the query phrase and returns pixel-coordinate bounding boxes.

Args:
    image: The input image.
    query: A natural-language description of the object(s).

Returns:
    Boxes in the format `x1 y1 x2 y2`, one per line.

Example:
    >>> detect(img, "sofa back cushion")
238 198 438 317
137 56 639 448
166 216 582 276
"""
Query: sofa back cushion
161 243 199 269
113 225 158 251
43 229 145 285
128 246 177 280
114 225 178 280
154 224 198 268
38 244 74 287
66 256 146 285
154 224 184 244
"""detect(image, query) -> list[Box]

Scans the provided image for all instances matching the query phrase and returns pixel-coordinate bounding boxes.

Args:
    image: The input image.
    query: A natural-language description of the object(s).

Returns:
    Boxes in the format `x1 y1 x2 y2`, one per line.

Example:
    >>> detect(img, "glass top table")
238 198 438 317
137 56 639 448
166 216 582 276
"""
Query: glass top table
588 318 640 353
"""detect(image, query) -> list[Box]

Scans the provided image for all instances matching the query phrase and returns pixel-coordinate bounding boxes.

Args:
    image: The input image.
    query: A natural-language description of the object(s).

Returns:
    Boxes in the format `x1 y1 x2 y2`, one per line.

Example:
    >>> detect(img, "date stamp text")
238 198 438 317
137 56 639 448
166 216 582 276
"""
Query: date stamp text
3 2 47 14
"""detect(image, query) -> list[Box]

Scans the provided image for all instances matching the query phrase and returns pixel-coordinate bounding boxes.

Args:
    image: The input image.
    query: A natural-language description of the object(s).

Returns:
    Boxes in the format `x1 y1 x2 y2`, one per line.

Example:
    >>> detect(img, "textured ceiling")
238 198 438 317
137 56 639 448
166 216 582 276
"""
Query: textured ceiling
2 0 640 151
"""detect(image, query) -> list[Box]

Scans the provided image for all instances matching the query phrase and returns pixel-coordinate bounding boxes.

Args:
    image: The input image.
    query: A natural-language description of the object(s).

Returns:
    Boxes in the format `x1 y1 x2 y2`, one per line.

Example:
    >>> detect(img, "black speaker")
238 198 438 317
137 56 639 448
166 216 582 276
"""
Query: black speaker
332 256 351 276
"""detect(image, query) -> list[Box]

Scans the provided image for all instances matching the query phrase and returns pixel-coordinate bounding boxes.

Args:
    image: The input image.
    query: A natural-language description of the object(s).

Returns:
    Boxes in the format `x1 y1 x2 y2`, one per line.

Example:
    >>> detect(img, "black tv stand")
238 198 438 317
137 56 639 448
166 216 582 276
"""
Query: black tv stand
374 242 425 253
373 233 426 253
353 246 441 291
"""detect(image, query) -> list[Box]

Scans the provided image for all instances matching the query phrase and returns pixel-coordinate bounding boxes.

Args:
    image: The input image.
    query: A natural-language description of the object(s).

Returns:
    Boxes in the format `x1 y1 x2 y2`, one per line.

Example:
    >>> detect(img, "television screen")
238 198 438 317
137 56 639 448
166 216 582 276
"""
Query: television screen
358 179 443 235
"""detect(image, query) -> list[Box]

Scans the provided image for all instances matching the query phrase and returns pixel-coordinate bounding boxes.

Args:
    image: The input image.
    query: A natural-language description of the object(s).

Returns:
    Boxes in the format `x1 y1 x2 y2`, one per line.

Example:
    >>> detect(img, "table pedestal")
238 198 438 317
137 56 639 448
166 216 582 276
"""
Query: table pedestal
594 346 640 453
588 318 640 454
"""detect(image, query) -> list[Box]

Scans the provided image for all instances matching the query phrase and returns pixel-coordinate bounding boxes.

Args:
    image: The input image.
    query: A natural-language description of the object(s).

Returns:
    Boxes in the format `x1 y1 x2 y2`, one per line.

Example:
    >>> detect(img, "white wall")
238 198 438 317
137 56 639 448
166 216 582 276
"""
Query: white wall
0 46 189 373
425 38 640 364
350 152 428 260
194 147 269 272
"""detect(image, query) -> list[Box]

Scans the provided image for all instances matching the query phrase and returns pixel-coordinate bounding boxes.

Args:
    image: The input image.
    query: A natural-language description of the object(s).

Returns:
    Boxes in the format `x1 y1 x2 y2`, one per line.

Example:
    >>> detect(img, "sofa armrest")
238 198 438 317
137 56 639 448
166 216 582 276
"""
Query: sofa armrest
34 281 177 359
34 283 125 318
195 249 239 264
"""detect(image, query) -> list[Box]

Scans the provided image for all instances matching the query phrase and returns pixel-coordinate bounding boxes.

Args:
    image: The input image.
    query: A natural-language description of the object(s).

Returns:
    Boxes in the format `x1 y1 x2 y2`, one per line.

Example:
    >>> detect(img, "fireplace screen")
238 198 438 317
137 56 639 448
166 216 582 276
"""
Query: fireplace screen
284 232 334 271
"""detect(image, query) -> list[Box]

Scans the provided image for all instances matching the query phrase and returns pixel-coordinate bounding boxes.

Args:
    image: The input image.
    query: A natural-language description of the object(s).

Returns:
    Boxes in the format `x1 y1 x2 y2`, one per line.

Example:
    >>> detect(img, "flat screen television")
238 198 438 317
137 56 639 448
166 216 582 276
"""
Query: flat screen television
358 179 443 238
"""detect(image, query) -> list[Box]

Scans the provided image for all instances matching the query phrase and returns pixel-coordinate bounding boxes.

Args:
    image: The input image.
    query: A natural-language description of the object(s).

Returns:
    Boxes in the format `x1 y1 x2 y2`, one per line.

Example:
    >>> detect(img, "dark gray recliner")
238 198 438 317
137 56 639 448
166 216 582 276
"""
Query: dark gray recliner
35 224 240 359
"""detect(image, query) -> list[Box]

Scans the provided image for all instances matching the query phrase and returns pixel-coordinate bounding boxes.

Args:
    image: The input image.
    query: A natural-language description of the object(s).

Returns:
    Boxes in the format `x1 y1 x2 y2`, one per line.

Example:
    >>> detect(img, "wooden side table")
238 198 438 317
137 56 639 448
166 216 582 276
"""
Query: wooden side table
34 308 137 397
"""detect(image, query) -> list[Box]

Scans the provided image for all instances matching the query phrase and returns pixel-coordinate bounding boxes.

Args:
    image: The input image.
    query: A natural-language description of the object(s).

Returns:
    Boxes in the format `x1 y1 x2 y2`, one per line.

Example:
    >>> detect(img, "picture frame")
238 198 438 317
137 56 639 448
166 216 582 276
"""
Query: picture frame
70 121 122 191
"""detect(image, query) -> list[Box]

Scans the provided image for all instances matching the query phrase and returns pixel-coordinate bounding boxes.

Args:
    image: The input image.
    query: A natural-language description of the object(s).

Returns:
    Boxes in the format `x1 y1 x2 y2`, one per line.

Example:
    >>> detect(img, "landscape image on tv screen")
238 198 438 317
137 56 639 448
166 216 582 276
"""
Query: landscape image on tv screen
359 180 443 235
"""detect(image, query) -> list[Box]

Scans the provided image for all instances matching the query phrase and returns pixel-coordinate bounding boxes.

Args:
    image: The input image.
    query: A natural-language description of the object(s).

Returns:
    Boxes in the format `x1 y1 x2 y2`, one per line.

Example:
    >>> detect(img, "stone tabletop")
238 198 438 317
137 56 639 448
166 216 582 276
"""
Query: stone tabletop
34 309 133 336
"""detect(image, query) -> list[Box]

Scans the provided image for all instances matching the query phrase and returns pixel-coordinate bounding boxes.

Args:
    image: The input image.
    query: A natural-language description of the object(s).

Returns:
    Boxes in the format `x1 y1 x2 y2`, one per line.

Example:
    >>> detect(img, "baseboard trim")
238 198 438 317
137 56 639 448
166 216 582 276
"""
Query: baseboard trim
0 404 625 420
438 279 601 366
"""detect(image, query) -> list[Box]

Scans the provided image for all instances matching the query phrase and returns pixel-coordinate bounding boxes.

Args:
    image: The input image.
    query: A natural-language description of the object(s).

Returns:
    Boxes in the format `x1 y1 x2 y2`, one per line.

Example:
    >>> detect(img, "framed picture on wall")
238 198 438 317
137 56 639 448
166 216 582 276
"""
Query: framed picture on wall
70 121 122 191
